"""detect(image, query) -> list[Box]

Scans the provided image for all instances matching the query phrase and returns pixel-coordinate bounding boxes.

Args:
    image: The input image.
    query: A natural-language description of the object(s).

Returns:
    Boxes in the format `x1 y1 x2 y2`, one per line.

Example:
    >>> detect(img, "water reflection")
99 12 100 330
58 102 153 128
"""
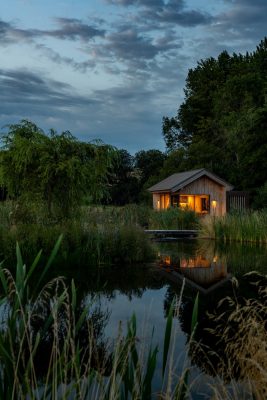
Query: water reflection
158 240 230 291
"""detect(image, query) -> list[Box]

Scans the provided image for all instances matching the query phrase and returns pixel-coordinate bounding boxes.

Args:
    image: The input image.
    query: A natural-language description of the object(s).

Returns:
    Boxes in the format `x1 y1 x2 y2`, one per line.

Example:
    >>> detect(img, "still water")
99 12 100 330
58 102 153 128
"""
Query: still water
60 239 267 398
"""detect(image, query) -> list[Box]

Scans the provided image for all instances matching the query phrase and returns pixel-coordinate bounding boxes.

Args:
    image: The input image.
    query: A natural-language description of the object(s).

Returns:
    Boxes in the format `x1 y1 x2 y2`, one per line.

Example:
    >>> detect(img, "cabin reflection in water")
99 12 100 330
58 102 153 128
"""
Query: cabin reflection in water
159 252 228 289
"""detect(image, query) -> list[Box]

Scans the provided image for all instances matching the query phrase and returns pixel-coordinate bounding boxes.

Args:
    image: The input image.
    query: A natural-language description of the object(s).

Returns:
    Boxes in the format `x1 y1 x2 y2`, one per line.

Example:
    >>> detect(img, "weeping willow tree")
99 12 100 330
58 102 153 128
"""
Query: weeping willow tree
0 120 117 217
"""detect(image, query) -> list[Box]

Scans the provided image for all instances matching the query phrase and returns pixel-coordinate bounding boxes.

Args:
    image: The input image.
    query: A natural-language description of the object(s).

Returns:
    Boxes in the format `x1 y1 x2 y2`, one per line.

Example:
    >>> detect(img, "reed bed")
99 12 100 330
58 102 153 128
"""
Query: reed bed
200 211 267 243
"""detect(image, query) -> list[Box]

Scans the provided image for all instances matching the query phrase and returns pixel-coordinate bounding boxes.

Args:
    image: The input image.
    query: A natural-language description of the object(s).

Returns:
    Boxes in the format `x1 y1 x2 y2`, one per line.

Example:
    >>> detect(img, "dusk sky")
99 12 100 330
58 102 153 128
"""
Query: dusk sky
1 0 267 153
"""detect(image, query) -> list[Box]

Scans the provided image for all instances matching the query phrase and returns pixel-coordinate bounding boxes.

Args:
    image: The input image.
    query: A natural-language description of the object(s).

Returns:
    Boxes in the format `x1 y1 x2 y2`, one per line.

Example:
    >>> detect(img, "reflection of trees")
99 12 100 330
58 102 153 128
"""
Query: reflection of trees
57 263 167 302
30 293 112 379
31 264 168 378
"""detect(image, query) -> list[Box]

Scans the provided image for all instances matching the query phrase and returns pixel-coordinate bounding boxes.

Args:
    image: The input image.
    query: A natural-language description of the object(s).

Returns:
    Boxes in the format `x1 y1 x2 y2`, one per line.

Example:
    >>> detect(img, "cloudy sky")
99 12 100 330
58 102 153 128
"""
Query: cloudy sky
1 0 266 153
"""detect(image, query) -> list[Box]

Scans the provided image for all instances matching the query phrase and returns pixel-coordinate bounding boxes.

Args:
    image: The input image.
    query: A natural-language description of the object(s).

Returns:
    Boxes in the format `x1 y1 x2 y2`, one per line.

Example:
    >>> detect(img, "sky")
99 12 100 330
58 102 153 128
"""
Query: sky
0 0 267 153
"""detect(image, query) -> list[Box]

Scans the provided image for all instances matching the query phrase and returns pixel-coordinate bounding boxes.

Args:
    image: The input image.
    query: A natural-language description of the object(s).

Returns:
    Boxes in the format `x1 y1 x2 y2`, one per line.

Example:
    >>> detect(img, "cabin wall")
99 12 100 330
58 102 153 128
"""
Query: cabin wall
152 193 170 210
178 176 226 216
152 193 160 210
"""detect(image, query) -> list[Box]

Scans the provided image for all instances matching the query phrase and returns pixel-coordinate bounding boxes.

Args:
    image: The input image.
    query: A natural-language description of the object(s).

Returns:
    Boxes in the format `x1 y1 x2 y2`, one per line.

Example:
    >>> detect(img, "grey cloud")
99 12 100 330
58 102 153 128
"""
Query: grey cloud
0 20 35 44
43 18 105 41
107 0 164 6
0 69 98 116
106 29 159 60
35 44 96 72
212 0 267 41
106 0 212 27
93 26 182 75
0 17 105 46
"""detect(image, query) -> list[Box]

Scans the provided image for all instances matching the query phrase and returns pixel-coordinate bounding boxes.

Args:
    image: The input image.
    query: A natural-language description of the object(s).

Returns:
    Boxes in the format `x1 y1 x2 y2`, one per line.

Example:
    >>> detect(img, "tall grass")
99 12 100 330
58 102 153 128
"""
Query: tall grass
200 211 267 243
208 273 267 399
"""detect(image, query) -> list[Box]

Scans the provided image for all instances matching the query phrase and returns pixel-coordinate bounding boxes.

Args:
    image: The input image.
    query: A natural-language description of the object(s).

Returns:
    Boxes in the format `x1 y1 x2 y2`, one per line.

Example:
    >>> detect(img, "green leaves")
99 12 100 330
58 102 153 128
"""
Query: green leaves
163 38 267 192
0 120 118 219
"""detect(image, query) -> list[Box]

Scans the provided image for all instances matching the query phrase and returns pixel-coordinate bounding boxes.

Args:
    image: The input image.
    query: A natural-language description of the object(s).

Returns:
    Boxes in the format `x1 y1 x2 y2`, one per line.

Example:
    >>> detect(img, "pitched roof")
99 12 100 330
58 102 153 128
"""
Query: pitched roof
148 168 234 193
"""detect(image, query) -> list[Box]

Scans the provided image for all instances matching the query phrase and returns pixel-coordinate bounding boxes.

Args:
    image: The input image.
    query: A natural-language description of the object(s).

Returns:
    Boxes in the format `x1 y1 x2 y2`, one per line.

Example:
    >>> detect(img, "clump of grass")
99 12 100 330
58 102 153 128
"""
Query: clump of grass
149 207 199 230
203 273 267 400
81 204 151 228
199 211 267 243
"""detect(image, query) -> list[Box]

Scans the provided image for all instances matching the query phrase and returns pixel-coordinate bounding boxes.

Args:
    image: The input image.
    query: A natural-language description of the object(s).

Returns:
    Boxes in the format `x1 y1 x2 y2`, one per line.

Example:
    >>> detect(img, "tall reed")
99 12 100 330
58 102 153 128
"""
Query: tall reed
200 211 267 243
148 207 199 230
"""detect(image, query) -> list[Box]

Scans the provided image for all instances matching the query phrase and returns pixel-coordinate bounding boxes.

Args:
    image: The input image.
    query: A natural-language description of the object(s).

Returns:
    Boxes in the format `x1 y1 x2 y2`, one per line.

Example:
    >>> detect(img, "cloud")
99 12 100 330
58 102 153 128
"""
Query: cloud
212 0 267 42
0 68 98 119
0 20 35 44
106 0 213 27
35 43 96 72
89 24 183 77
43 18 105 42
0 17 105 46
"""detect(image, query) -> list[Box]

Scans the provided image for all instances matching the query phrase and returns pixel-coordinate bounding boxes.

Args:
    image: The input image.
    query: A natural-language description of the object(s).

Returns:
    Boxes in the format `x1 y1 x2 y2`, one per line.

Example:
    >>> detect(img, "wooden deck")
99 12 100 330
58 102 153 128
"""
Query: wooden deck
144 229 198 239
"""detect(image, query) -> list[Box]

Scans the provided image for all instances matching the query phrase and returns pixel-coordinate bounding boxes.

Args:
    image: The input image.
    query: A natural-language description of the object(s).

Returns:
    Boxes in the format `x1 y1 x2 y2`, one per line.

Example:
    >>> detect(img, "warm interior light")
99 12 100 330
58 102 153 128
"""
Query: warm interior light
212 200 217 208
157 200 160 209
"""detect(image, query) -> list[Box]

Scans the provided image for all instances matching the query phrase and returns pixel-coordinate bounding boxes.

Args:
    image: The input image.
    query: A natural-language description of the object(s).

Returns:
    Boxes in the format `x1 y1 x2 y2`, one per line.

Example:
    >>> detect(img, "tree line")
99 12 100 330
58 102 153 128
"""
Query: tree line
162 37 267 206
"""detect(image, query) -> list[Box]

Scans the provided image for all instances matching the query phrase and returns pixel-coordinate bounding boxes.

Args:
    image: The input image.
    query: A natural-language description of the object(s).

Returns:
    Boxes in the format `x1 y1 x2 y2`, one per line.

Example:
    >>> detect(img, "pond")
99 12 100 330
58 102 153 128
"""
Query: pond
0 239 267 400
56 238 267 399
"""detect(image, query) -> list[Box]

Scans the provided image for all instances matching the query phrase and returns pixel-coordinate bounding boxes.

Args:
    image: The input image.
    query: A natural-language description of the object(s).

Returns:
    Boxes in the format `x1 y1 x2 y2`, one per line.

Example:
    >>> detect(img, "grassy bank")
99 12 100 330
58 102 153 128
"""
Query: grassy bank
200 211 267 244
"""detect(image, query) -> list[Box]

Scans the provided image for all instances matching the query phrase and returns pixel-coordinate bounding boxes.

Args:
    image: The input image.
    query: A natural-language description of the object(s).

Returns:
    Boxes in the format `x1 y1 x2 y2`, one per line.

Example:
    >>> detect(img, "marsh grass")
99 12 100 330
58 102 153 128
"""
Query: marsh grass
200 211 267 243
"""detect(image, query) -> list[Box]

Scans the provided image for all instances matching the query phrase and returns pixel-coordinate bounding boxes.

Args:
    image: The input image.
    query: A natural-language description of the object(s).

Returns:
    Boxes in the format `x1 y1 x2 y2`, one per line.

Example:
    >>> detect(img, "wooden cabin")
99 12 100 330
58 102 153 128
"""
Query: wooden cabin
148 169 234 216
